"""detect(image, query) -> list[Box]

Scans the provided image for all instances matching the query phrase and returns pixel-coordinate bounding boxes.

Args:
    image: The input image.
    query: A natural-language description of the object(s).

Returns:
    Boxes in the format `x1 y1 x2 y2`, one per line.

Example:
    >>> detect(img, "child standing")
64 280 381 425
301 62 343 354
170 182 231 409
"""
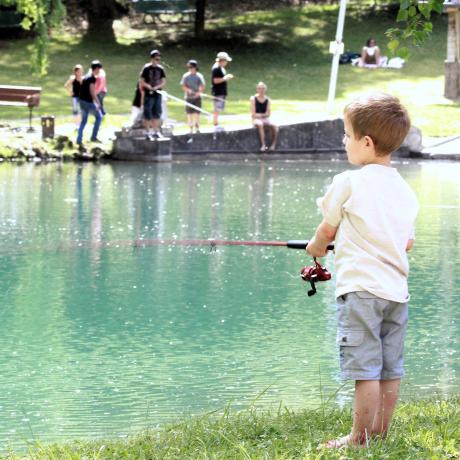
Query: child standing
211 51 233 132
64 64 83 129
95 65 107 116
180 59 205 134
306 93 419 448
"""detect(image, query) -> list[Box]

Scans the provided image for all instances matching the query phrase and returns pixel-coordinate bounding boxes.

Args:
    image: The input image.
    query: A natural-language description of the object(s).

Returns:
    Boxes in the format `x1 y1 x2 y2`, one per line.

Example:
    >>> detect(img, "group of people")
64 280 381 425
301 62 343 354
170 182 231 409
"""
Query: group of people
66 49 278 150
64 60 107 146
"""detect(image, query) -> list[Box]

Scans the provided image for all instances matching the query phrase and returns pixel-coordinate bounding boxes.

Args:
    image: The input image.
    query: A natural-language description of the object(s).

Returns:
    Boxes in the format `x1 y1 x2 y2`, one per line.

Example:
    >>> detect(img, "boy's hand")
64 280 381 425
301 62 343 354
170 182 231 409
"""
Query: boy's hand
306 238 329 257
306 220 337 257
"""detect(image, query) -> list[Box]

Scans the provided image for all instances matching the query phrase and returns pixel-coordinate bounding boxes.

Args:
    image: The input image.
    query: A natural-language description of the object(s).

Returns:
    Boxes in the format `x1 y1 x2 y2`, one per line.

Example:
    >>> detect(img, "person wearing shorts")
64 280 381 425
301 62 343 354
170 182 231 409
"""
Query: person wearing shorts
211 51 233 132
307 93 419 449
64 64 83 129
140 49 166 140
180 59 205 134
250 81 278 151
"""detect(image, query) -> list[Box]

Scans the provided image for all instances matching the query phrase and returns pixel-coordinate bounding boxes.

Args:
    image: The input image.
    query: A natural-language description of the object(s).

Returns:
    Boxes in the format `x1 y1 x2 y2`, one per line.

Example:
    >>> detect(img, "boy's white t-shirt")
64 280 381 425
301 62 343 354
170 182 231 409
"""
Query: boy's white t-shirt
318 164 419 303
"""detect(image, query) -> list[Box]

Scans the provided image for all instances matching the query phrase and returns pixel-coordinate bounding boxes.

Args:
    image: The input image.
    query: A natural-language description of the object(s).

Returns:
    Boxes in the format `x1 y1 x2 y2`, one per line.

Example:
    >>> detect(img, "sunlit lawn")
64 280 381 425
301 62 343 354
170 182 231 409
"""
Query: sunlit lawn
0 5 457 136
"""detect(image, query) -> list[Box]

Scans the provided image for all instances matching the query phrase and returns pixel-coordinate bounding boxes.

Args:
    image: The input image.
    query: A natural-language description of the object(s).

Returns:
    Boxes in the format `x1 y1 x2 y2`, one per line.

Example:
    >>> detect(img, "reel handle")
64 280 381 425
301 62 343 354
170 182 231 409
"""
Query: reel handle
287 240 335 251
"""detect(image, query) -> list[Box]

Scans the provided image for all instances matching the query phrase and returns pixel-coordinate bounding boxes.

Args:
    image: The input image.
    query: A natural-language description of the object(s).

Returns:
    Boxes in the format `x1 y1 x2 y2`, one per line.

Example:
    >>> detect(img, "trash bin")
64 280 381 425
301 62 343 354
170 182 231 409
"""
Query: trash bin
41 116 55 139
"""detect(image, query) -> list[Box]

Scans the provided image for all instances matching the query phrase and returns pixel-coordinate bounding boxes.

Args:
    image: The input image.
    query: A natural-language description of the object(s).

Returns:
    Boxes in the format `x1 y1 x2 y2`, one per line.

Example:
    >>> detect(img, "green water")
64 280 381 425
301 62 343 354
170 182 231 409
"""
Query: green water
0 160 458 448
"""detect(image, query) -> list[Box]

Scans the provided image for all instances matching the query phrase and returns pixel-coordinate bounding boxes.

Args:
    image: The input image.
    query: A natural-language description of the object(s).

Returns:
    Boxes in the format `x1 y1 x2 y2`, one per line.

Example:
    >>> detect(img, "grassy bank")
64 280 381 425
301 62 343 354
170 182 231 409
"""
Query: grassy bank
3 396 459 459
0 5 458 136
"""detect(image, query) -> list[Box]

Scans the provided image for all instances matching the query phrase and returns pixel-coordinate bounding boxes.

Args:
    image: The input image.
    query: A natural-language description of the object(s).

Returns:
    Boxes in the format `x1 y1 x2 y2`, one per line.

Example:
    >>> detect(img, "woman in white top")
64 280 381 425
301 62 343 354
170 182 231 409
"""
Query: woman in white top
359 38 386 68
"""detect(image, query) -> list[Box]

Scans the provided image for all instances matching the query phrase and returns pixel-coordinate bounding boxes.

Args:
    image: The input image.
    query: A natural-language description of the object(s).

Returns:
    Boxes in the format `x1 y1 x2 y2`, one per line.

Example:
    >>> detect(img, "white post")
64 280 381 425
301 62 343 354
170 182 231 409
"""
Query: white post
327 0 347 113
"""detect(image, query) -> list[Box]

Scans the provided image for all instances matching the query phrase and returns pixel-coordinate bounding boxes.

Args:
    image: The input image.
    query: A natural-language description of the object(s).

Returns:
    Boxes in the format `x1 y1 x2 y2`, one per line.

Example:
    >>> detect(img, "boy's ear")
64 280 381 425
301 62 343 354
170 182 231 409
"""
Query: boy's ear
363 135 375 149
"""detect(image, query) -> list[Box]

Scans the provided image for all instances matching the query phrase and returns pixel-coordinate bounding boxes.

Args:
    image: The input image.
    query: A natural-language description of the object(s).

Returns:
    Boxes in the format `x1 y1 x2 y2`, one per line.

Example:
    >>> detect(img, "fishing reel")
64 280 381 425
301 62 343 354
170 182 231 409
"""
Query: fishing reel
300 257 332 296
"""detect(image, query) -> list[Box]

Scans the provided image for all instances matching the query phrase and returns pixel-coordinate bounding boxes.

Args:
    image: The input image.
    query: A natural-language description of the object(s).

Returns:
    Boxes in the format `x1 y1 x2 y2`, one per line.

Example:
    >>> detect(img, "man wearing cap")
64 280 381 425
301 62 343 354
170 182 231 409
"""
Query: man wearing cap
76 60 103 146
180 59 205 134
211 51 233 132
140 50 166 140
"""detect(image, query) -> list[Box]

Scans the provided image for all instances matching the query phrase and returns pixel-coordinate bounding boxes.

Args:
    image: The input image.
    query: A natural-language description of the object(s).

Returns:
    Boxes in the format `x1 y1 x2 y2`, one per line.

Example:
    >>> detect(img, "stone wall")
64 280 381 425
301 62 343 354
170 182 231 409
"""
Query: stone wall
111 118 423 161
172 119 345 154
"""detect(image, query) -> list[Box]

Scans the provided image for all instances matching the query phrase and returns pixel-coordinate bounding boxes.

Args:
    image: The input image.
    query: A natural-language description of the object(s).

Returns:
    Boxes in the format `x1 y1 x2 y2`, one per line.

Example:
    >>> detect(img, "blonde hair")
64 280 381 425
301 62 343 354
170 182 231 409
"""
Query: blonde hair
256 81 267 90
344 93 410 155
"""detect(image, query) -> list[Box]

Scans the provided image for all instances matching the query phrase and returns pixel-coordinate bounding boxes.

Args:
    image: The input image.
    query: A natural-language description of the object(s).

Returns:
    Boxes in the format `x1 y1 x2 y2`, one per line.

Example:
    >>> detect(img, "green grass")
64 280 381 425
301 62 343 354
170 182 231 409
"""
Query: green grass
0 5 457 136
3 396 459 459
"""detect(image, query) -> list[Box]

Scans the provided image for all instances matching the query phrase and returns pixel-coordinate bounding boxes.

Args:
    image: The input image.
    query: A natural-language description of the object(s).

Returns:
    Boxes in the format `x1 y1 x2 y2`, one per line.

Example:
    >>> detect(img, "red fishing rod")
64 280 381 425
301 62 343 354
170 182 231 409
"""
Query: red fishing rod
130 238 334 251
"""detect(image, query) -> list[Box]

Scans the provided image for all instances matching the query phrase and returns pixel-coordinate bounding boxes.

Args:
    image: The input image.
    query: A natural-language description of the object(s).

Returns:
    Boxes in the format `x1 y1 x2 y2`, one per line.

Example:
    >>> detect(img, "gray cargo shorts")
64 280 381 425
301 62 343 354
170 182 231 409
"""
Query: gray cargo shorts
336 291 408 381
213 96 226 112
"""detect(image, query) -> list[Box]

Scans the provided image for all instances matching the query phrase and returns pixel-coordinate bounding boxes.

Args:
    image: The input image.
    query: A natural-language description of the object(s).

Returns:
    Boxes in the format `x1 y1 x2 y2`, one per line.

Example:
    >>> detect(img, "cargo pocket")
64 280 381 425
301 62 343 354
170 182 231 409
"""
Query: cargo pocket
337 329 365 374
336 329 364 347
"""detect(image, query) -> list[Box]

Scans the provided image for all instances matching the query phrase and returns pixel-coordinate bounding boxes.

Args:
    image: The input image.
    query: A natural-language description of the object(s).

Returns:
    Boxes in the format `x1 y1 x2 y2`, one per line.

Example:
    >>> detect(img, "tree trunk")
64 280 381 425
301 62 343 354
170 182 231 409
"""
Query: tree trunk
195 0 206 39
85 0 121 39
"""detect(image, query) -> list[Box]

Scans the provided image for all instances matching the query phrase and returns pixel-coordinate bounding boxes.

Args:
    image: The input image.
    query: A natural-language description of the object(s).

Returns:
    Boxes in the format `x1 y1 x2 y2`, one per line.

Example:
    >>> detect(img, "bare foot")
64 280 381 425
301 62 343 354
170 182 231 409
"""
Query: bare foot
317 434 357 450
268 144 276 151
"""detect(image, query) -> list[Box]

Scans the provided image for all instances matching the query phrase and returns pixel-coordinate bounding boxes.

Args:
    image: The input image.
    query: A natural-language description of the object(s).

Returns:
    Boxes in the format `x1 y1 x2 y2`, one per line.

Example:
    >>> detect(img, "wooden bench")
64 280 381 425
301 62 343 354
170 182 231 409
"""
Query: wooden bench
0 84 42 131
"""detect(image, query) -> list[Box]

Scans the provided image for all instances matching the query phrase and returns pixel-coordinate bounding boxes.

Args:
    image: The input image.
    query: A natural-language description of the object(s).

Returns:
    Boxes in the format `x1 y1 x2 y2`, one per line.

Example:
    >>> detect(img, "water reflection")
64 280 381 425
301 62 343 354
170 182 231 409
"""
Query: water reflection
0 160 458 449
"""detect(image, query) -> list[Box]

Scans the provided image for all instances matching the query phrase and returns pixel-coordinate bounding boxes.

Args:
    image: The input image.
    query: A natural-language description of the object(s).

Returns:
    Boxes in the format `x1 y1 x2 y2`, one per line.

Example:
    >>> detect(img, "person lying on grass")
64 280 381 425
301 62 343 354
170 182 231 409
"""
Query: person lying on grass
307 93 419 449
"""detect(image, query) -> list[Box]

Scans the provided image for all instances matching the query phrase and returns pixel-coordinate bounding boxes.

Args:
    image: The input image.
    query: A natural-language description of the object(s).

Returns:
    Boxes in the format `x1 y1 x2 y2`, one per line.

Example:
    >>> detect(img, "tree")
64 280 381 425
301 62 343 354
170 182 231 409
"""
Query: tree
0 0 65 75
84 0 128 39
195 0 206 39
387 0 445 58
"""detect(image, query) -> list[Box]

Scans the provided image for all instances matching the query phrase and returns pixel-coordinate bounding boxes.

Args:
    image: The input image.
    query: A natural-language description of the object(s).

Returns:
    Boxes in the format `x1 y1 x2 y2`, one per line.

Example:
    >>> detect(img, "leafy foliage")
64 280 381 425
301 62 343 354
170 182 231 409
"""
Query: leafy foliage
387 0 445 58
0 0 65 75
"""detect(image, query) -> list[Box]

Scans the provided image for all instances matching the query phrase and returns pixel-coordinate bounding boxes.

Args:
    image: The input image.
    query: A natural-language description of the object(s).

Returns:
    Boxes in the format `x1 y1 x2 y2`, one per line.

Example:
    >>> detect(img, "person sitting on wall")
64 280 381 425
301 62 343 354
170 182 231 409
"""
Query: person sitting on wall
358 38 388 68
250 81 278 151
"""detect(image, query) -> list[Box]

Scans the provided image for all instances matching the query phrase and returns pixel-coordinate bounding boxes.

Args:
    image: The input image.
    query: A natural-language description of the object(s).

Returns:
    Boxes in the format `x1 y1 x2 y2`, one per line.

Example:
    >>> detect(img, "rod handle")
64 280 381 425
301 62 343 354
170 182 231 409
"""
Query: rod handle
286 240 335 251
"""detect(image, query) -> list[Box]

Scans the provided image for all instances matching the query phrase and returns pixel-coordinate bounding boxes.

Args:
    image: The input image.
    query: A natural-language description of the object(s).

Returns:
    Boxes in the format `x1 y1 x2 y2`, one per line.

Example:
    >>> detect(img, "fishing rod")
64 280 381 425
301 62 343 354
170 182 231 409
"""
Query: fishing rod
157 90 213 116
3 238 334 252
130 238 334 251
201 92 226 103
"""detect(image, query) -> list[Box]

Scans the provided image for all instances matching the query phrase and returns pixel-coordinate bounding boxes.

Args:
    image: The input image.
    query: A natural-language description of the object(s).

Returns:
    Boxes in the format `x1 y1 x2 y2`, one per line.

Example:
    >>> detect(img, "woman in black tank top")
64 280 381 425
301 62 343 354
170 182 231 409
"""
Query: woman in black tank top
250 82 279 151
64 64 84 128
255 97 268 115
71 78 81 98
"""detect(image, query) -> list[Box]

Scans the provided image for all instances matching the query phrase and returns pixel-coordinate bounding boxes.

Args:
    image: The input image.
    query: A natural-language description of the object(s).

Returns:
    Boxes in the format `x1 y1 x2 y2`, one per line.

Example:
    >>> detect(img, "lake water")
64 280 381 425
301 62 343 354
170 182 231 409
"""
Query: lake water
0 159 458 449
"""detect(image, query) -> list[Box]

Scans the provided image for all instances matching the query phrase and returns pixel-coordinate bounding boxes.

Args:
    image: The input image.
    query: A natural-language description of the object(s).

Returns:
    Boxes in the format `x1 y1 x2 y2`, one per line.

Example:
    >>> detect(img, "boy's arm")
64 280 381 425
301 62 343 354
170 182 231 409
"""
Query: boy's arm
306 219 337 257
307 171 350 257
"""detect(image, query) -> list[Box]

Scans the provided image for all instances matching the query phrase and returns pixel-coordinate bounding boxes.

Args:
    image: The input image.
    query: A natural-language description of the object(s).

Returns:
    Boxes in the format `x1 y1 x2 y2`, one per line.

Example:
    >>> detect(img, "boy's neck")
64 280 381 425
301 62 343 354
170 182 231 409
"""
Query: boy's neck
363 151 391 167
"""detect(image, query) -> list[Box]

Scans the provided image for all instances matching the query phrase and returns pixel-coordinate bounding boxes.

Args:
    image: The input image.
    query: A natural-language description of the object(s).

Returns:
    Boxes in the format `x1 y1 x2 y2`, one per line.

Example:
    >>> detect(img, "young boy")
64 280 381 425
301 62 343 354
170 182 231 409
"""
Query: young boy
306 93 419 448
180 59 205 134
211 51 233 132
